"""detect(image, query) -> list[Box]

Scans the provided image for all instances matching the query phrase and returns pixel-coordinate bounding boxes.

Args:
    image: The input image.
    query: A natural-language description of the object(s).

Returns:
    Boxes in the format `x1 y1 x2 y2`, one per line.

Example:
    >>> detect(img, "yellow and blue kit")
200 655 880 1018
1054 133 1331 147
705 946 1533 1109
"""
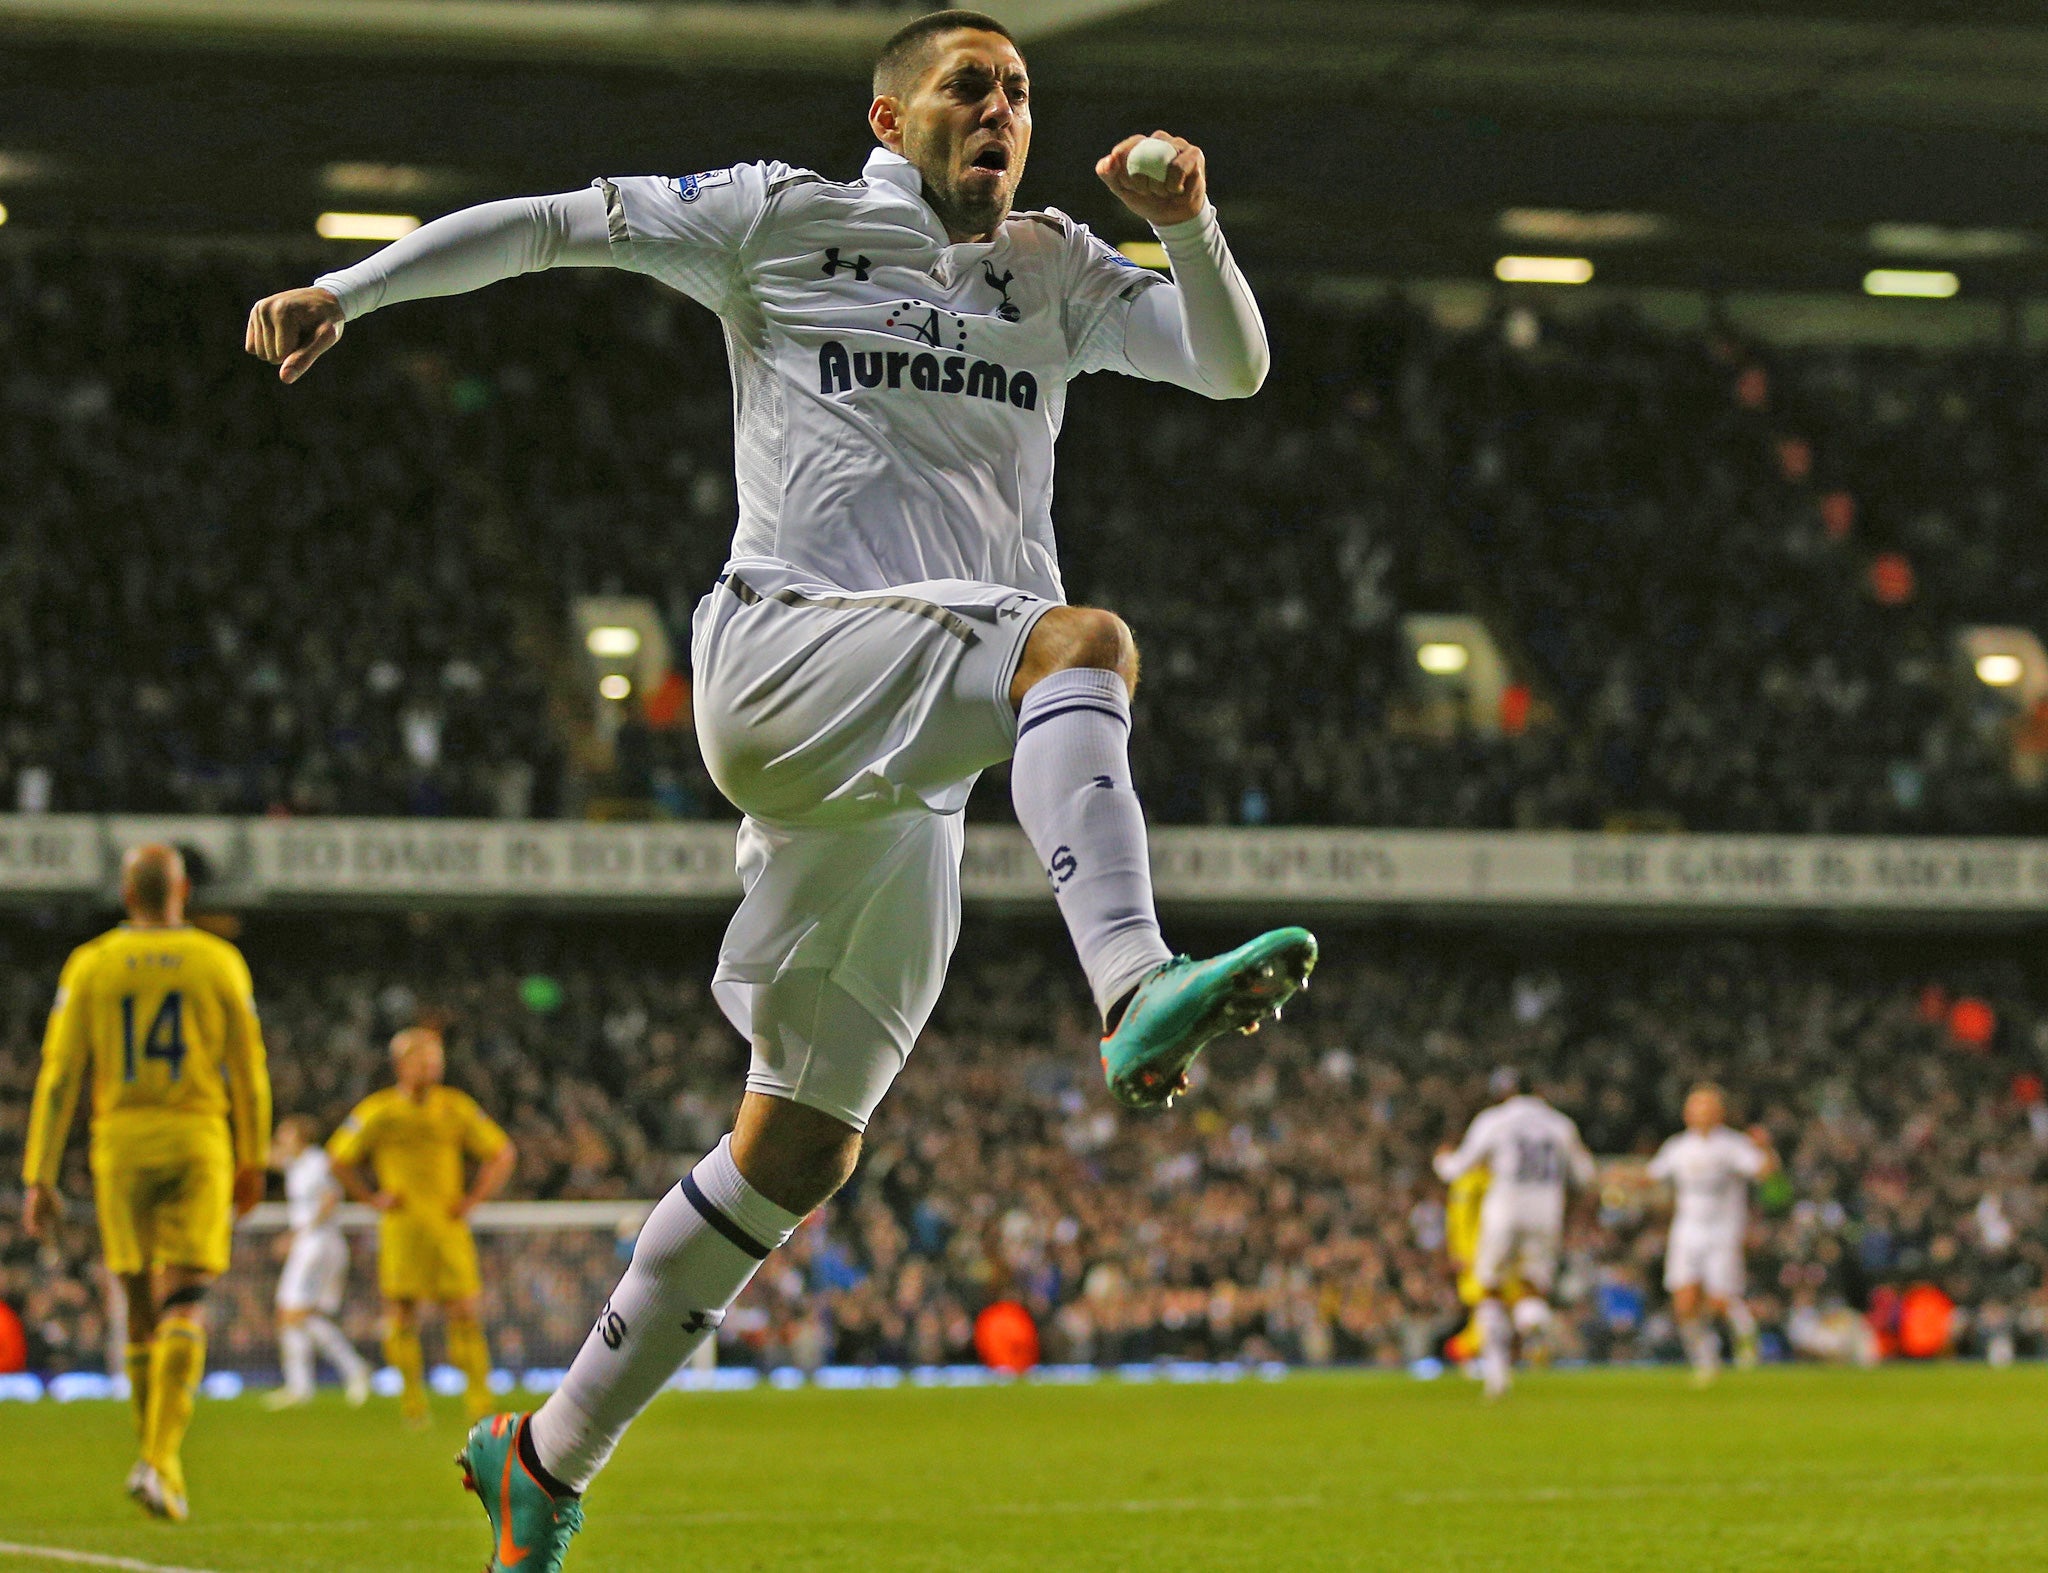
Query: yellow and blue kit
328 1085 509 1301
23 924 271 1276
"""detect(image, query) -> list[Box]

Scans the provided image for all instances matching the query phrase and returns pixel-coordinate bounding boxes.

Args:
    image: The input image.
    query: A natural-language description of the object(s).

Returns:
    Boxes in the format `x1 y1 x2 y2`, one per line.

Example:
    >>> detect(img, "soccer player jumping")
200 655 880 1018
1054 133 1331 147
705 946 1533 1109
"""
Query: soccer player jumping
248 11 1315 1565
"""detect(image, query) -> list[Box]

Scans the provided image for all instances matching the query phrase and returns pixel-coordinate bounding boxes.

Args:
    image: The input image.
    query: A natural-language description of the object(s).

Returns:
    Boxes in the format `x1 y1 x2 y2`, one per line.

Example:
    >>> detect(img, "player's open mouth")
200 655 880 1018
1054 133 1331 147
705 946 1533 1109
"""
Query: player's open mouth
969 146 1010 173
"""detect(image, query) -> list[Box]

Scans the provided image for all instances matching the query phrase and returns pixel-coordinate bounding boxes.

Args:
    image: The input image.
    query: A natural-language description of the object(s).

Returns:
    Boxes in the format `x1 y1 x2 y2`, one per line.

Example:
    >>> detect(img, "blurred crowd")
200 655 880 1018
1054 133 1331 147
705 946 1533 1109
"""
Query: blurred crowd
2 244 2045 831
5 913 2046 1375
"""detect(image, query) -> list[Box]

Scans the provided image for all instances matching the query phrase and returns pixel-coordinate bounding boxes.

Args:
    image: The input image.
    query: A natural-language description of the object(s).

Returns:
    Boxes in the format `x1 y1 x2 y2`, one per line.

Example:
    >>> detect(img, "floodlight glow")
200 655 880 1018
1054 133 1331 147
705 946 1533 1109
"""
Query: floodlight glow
585 626 641 658
316 211 420 241
1416 642 1471 675
1494 255 1593 286
1976 653 2024 687
1868 224 2031 260
1863 269 1958 299
1499 209 1664 245
1117 241 1170 270
598 674 632 701
322 162 435 198
0 203 9 228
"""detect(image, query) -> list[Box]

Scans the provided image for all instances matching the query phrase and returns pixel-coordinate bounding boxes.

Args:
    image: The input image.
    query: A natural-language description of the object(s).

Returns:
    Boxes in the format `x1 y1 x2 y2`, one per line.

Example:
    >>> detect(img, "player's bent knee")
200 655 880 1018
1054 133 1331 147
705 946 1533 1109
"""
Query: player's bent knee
1016 606 1138 701
732 1094 863 1215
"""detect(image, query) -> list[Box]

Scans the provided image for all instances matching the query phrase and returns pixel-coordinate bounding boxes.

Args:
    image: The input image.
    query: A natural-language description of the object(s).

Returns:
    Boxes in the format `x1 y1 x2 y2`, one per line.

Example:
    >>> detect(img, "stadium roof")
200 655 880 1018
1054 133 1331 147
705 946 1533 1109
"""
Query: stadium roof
2 0 2044 296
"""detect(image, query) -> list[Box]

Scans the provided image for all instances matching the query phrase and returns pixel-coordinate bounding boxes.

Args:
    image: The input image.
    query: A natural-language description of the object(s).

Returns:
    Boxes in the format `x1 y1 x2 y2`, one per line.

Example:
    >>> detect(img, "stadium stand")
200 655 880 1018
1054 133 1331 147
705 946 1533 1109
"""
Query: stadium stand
5 914 2043 1374
2 246 2045 832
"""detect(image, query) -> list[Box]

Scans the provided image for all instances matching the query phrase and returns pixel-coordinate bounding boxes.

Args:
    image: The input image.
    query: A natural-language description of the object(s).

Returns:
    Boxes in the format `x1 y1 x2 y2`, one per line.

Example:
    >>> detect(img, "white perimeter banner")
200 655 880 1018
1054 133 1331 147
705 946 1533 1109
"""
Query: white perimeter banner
5 816 2048 913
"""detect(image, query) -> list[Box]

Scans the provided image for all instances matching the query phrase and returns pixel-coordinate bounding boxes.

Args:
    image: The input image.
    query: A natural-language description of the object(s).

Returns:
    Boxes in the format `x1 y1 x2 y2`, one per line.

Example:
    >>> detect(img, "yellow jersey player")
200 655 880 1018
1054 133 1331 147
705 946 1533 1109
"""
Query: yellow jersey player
21 844 272 1523
1443 1162 1492 1368
328 1026 515 1426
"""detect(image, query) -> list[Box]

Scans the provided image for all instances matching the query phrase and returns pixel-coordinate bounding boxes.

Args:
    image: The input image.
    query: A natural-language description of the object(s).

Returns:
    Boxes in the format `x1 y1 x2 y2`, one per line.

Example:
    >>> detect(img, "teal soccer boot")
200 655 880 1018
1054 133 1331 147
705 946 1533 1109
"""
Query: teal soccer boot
1101 927 1318 1109
458 1413 585 1572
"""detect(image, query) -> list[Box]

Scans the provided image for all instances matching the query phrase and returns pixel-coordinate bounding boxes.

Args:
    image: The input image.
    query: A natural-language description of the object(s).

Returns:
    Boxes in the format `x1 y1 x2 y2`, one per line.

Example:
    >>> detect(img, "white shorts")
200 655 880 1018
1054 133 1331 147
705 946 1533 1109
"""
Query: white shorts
277 1231 349 1315
1665 1226 1744 1299
1473 1209 1561 1296
691 558 1054 1131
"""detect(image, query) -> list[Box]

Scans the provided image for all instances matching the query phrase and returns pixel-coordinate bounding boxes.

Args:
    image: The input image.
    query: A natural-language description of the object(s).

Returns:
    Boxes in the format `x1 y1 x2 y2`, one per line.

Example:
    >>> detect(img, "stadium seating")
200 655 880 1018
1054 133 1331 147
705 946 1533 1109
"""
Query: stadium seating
4 914 2040 1373
2 247 2045 831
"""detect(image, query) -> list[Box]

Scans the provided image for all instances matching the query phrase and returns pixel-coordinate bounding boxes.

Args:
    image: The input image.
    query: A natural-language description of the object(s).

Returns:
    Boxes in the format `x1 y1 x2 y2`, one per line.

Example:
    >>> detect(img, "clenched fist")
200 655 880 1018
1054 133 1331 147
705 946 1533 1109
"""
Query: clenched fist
1096 131 1207 228
246 287 345 384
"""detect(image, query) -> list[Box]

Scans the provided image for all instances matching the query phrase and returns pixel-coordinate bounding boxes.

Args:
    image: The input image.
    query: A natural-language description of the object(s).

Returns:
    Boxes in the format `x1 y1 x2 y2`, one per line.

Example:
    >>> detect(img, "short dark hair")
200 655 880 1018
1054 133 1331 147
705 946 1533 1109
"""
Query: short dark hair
873 9 1018 99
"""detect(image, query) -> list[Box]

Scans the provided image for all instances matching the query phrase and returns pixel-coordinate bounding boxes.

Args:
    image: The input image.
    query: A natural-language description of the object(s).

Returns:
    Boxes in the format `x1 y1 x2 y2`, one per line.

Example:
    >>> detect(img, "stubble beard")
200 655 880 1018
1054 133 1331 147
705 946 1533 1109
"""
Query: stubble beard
933 180 1010 241
909 134 1016 241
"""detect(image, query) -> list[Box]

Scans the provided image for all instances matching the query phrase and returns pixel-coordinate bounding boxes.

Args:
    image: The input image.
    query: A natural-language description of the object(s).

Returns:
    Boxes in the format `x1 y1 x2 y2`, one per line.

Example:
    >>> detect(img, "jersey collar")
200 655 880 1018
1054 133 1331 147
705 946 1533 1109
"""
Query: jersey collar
864 146 924 200
862 147 1001 257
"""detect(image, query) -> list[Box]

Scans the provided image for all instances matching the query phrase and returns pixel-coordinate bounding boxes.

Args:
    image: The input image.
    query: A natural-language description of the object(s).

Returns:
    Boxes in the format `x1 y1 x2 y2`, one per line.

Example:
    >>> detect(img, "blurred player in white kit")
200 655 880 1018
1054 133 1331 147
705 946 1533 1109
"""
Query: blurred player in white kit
266 1115 371 1409
1434 1069 1597 1398
1646 1083 1776 1385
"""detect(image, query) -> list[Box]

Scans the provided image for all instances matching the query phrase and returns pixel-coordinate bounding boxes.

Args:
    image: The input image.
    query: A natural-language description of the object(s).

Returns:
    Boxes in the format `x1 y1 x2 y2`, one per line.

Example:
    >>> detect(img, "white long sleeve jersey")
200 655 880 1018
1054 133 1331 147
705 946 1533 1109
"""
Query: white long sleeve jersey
1646 1126 1768 1237
284 1147 344 1243
1434 1095 1598 1222
314 148 1268 603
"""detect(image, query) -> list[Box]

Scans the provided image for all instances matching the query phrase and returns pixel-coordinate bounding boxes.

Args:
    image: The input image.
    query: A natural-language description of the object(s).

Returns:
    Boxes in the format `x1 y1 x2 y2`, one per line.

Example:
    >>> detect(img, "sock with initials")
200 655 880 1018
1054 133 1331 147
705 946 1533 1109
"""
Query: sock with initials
1010 668 1174 1021
529 1137 800 1494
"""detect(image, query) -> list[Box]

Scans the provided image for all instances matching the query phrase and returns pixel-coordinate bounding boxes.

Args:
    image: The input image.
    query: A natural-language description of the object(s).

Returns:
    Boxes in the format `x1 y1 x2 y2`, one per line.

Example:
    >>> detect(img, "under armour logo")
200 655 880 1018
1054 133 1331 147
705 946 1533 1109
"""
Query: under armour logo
822 248 872 282
982 262 1021 322
680 1311 714 1336
598 1304 628 1350
1091 775 1115 790
996 594 1033 622
1049 846 1079 888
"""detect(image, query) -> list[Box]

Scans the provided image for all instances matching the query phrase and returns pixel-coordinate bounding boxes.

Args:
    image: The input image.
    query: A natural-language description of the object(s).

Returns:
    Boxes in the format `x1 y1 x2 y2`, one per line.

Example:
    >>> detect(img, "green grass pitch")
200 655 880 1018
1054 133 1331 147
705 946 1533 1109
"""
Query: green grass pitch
6 1365 2046 1572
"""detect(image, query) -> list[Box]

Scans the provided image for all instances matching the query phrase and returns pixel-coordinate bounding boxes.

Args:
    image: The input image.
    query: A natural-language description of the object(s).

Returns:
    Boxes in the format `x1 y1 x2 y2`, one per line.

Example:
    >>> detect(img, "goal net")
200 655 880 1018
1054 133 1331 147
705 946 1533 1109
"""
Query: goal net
207 1199 662 1386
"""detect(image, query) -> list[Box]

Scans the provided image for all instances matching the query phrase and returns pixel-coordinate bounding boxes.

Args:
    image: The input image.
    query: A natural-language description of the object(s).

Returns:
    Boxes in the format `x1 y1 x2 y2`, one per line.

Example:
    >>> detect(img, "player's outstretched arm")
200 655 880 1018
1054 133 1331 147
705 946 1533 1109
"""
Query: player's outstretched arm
245 189 613 384
1095 131 1268 399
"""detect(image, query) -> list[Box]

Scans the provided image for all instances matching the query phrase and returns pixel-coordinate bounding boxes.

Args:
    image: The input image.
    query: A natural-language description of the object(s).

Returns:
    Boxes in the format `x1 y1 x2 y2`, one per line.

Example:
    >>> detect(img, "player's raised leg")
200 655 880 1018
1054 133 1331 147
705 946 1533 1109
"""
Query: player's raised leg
1008 606 1315 1107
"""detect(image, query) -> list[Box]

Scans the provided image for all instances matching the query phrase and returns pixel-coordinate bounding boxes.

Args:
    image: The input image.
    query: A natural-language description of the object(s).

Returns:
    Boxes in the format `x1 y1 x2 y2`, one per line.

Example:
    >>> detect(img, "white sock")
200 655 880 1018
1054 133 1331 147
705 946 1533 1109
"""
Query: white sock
1477 1299 1512 1393
1685 1319 1721 1376
1724 1299 1757 1341
529 1137 801 1492
306 1316 368 1380
280 1323 313 1397
1010 669 1174 1020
